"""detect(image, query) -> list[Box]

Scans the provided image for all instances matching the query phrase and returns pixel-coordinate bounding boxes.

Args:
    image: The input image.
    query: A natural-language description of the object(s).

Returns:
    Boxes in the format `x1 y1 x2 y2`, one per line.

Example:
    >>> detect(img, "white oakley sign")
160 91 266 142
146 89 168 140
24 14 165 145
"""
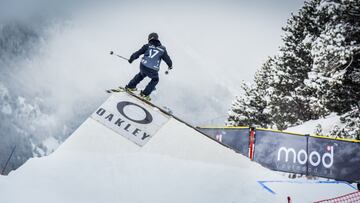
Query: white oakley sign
91 93 170 146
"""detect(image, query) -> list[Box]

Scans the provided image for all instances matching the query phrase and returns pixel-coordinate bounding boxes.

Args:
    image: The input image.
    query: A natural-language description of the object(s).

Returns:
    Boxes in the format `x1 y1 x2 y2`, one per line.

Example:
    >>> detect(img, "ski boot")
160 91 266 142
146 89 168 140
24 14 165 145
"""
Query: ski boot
125 87 137 93
140 91 151 101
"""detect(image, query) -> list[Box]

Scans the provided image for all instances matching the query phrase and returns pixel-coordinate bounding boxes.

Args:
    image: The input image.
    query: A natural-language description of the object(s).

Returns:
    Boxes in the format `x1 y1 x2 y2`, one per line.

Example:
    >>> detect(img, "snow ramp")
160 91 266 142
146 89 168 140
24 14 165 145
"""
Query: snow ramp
0 93 356 203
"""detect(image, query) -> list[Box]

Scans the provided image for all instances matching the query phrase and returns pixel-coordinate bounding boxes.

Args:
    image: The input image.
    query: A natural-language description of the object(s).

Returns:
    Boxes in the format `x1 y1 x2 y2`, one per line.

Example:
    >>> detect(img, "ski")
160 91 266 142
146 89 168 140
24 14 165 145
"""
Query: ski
106 86 176 116
106 86 153 103
105 87 126 93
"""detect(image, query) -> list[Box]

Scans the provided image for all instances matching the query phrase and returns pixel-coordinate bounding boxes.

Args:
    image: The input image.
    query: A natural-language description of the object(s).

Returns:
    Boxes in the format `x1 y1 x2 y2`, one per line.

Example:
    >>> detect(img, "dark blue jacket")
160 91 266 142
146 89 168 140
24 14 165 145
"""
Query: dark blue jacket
129 39 172 71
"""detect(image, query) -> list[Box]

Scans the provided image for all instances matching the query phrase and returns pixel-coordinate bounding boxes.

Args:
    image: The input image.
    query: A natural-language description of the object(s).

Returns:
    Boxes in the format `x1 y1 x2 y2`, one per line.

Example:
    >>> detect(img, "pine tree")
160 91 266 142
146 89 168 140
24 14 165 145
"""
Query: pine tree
228 0 322 129
228 0 360 136
309 0 360 114
307 0 360 138
227 82 269 127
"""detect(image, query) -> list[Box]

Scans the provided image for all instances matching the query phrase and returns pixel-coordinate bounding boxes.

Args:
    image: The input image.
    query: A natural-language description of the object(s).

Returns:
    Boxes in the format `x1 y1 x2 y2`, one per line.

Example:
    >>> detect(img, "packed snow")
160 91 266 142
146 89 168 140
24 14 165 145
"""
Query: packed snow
288 113 343 136
0 93 356 203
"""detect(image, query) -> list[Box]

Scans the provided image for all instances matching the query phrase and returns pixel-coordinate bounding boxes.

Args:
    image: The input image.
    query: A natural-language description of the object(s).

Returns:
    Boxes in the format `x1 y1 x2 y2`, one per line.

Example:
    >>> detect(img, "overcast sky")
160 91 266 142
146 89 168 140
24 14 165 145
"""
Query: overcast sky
1 0 306 126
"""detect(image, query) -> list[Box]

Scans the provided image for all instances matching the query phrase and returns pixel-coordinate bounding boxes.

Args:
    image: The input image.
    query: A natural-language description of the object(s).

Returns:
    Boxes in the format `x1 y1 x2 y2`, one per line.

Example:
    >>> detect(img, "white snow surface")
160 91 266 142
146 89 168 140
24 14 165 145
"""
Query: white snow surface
288 113 343 136
42 136 61 153
0 94 356 203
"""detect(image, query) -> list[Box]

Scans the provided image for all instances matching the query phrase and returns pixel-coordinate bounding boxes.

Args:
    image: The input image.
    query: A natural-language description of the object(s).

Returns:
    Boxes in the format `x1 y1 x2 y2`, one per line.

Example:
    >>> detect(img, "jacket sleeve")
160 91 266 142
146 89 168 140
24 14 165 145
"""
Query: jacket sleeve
129 45 147 63
161 50 173 68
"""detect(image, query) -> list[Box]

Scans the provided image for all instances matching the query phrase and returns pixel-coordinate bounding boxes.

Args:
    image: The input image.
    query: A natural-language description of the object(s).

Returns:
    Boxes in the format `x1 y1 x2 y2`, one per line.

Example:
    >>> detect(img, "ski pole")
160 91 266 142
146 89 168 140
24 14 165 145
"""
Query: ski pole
109 51 129 61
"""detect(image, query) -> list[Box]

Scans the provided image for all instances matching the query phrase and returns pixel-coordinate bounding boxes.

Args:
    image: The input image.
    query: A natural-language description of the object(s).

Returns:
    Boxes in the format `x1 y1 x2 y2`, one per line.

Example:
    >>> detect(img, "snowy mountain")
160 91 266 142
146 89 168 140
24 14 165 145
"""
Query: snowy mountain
0 82 64 174
1 1 359 201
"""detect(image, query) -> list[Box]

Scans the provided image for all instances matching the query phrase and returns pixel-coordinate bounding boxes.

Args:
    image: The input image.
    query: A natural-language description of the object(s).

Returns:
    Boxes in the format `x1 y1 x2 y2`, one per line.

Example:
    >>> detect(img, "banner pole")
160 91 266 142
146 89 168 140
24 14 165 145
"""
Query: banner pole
249 126 256 160
305 134 310 176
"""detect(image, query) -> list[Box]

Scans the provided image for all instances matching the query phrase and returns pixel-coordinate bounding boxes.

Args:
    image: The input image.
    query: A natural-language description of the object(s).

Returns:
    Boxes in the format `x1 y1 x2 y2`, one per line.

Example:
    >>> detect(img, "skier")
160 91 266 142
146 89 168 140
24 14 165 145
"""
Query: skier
125 32 173 101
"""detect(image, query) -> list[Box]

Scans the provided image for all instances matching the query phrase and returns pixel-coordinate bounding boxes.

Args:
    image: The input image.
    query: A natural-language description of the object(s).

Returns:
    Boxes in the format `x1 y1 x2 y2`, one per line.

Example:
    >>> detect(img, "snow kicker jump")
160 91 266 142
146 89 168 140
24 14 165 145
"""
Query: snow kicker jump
0 92 356 203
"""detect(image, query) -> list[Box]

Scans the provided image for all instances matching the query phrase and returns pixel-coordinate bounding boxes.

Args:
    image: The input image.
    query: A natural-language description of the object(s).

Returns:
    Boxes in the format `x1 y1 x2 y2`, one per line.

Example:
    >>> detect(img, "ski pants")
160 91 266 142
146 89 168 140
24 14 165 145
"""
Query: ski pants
126 63 159 96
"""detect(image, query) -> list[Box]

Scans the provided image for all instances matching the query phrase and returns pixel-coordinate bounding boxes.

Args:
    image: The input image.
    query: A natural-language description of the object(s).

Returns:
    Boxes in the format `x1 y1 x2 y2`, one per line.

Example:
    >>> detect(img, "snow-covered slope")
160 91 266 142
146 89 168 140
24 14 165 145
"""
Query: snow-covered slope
0 93 356 203
287 113 344 136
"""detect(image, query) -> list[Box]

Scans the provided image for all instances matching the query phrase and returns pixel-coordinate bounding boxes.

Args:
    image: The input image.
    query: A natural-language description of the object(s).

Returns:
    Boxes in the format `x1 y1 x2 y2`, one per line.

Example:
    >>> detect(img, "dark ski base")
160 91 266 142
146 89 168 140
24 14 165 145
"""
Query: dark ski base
106 86 175 117
105 87 127 93
106 86 154 105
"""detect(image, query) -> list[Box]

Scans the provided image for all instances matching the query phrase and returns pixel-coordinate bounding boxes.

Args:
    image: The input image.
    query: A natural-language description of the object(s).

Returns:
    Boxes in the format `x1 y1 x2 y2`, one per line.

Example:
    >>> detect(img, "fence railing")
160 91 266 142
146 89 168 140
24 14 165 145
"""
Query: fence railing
314 191 360 203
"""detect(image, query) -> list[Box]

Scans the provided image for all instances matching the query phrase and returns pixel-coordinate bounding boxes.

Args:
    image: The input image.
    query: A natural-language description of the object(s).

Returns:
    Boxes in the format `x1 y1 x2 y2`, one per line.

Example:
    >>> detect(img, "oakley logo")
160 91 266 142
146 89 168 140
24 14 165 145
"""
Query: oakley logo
117 101 153 124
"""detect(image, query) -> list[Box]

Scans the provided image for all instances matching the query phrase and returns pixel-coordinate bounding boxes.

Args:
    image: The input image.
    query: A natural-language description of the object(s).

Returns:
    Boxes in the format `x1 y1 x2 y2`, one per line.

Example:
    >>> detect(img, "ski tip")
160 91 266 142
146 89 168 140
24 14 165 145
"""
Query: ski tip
106 87 124 93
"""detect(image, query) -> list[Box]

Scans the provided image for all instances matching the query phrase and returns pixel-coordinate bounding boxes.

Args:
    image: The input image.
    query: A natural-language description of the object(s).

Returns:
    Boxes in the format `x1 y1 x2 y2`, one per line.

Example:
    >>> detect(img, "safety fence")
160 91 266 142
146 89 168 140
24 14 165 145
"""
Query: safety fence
198 127 360 183
314 191 360 203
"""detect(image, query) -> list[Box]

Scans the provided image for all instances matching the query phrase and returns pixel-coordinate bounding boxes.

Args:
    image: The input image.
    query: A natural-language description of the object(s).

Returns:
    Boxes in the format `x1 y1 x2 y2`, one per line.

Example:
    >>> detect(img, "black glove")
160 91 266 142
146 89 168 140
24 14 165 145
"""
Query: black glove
128 59 132 64
165 67 172 75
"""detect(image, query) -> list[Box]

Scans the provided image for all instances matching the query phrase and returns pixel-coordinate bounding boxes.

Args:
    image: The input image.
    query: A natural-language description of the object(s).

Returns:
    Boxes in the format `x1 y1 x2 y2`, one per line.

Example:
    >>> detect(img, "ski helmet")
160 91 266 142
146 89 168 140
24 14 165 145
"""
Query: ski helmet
148 32 159 41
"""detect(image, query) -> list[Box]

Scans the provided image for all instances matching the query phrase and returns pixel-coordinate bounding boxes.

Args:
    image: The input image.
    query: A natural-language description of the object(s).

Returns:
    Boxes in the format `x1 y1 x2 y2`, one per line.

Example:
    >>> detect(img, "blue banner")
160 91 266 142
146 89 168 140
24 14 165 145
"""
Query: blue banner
253 129 307 174
308 136 360 182
199 127 249 157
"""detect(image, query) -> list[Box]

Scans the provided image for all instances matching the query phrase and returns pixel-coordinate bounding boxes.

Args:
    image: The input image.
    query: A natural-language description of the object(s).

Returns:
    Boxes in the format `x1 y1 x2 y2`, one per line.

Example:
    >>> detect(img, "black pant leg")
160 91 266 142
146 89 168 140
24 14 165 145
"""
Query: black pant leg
126 72 145 88
143 77 159 96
